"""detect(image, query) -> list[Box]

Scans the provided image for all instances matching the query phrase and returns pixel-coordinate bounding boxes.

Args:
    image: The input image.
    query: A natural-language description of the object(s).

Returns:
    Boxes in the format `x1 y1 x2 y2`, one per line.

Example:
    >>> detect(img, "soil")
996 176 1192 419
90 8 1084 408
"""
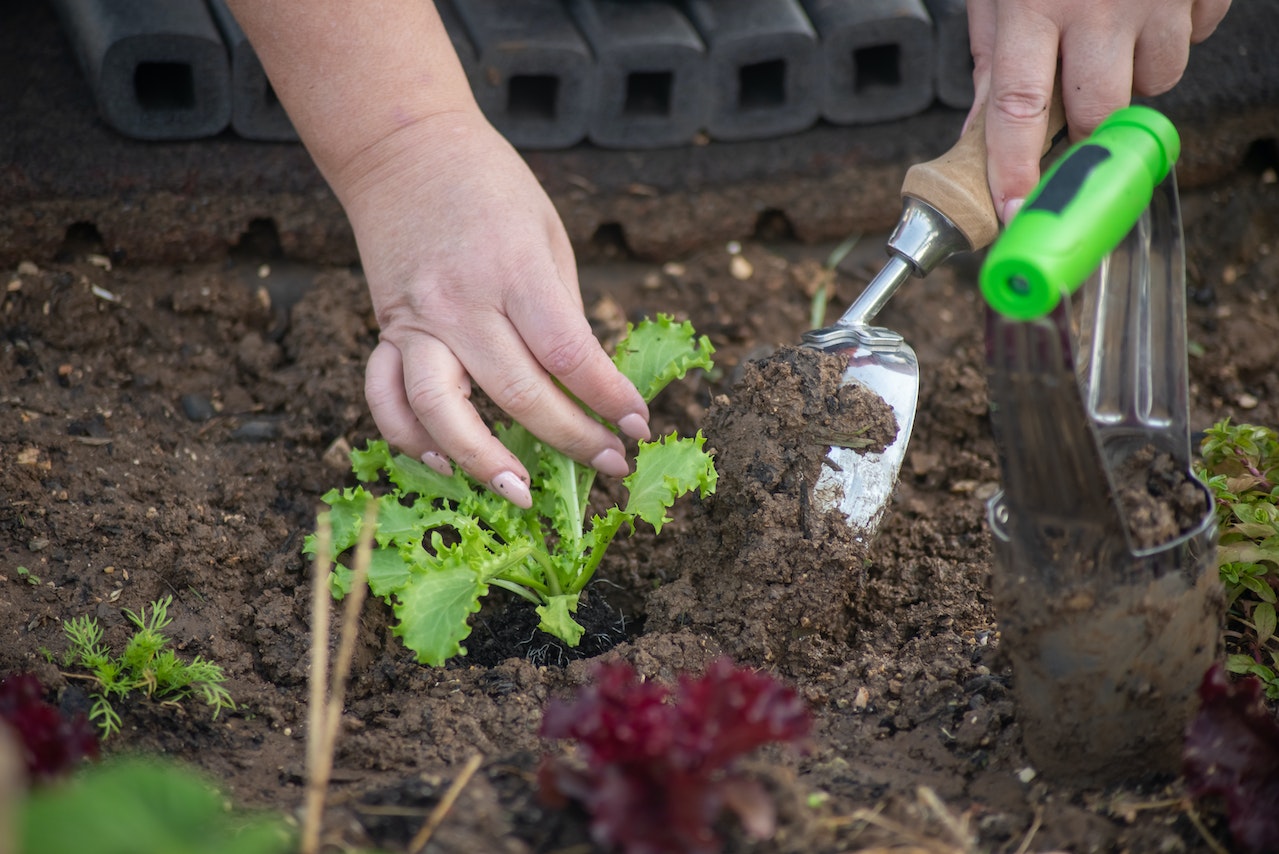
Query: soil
3 157 1278 854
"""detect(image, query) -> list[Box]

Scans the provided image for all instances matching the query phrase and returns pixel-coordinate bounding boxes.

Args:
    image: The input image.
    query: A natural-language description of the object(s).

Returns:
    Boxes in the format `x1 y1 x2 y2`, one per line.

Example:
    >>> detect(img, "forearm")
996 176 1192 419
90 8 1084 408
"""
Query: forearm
225 0 480 200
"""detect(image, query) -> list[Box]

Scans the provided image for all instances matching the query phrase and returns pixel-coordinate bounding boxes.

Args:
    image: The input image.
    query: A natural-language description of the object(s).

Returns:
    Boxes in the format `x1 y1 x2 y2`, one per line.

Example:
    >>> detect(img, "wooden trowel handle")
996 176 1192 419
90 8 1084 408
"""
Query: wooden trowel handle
902 85 1067 253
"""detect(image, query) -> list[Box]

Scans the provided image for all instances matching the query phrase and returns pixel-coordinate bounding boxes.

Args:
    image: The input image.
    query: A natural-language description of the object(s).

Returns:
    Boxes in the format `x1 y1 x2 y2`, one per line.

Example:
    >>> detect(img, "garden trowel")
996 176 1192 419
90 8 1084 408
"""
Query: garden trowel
803 91 1065 536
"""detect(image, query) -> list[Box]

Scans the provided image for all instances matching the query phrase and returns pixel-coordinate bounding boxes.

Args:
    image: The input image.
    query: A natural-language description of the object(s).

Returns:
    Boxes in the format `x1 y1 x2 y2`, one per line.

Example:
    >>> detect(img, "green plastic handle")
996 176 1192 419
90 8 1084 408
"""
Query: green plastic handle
979 105 1180 320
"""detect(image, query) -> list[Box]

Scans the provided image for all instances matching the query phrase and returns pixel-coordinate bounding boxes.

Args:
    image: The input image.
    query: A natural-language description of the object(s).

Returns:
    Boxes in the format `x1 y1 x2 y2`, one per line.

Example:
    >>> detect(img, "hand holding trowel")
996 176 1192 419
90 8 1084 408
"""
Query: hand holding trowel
803 90 1065 535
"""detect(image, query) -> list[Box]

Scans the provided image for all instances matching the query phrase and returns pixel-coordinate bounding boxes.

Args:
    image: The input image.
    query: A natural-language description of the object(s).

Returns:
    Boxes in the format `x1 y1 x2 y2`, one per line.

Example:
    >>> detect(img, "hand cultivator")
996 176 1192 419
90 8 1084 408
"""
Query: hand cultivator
981 107 1220 784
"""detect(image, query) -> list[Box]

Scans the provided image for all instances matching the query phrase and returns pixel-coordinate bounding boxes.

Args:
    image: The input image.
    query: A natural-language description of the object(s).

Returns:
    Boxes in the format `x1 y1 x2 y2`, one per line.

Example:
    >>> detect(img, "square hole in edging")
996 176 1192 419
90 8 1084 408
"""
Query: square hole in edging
853 44 901 94
624 71 674 118
507 74 560 120
134 62 197 111
738 58 787 111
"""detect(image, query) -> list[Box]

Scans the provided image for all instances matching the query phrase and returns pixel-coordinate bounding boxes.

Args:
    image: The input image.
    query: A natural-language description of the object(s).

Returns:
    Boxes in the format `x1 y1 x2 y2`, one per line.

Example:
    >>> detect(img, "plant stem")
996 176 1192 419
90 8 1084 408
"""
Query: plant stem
489 578 543 605
523 547 563 597
494 572 551 597
1236 448 1274 491
571 516 624 594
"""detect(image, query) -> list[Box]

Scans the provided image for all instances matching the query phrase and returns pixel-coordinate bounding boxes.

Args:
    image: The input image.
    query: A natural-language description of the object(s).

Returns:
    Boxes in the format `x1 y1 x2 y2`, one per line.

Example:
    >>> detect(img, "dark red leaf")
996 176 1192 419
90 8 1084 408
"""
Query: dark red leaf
1183 664 1279 854
538 657 811 854
0 672 100 784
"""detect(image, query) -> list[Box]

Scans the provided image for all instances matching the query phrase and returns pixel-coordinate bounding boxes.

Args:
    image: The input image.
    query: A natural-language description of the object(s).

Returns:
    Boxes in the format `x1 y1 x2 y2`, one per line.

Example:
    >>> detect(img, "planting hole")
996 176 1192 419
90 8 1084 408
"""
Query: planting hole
1241 138 1278 175
588 222 633 261
508 74 559 120
738 59 786 110
854 44 901 94
753 209 796 242
624 71 673 117
134 62 196 111
58 222 105 260
232 218 283 261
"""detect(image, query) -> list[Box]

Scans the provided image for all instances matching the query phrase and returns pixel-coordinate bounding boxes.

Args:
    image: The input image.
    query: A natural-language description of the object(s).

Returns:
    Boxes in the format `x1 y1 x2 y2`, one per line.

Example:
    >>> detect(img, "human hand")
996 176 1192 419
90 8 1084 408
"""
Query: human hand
345 111 651 509
965 0 1231 224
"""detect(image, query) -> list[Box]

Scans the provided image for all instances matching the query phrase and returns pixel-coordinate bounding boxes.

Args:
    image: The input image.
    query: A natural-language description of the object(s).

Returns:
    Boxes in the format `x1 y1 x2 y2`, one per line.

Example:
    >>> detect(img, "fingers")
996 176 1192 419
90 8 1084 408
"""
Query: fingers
365 340 464 480
370 307 646 510
366 336 536 509
1133 17 1191 97
1131 0 1229 97
504 268 651 442
399 333 541 508
454 314 640 478
1190 0 1231 42
1058 16 1135 137
365 339 439 461
984 3 1061 223
963 0 996 135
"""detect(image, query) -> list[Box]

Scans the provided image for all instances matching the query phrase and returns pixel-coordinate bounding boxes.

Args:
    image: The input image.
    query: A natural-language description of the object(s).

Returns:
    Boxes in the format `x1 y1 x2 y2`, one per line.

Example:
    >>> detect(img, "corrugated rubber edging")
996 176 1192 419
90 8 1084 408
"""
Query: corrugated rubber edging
803 0 936 124
452 0 598 149
50 0 232 140
52 0 969 146
683 0 822 142
206 0 296 142
924 0 974 109
567 0 710 149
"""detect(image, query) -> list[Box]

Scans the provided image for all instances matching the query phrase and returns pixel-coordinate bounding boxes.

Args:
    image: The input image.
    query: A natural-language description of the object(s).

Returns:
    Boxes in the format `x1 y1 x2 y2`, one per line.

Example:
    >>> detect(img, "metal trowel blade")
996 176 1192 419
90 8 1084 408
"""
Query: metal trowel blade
803 323 919 537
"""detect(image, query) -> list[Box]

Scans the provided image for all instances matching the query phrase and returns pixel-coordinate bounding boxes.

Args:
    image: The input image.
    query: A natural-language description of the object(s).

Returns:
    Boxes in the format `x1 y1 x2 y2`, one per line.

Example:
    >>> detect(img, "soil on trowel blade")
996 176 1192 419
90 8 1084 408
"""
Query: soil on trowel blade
647 345 898 675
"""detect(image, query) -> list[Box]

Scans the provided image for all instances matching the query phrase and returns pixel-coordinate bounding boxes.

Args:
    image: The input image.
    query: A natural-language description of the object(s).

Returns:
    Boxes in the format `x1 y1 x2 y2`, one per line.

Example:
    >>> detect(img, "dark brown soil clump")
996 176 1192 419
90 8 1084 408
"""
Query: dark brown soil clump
646 345 897 674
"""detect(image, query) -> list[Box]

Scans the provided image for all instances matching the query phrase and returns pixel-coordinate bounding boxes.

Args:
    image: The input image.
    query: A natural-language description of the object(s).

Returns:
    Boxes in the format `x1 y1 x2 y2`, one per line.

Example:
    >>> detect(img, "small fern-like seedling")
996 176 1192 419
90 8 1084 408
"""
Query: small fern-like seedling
63 596 234 737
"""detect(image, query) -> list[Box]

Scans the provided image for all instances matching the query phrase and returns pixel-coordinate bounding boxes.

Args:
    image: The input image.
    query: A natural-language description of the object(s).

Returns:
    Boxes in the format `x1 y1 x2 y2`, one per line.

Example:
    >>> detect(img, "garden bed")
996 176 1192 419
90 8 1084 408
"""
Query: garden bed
2 157 1277 851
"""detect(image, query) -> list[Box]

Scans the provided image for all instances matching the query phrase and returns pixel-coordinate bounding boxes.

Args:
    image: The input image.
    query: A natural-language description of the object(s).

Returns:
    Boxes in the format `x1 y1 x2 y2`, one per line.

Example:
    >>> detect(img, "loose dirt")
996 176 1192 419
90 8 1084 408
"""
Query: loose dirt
2 163 1278 853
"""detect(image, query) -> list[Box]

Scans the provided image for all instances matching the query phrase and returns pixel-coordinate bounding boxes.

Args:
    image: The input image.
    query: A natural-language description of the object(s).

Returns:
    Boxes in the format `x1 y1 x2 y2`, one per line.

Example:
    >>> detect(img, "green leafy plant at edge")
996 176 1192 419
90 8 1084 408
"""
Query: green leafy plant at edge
306 315 718 666
1196 419 1279 699
19 757 293 854
62 595 235 737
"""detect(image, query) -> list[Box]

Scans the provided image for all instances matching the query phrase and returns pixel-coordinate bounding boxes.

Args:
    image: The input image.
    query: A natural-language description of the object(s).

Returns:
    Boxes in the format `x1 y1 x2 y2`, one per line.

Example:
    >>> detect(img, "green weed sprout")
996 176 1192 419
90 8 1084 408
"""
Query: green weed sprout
1197 419 1279 699
62 596 234 737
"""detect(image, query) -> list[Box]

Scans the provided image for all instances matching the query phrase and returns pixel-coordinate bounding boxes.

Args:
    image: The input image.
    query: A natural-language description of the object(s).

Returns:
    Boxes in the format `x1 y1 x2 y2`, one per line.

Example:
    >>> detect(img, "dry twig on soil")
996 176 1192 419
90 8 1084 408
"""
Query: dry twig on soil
406 752 485 854
300 505 373 854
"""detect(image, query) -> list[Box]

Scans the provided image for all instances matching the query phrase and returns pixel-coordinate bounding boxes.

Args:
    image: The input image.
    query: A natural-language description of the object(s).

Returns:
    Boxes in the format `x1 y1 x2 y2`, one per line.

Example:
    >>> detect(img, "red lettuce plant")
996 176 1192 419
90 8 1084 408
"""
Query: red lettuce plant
1183 664 1279 853
0 672 99 783
538 657 812 854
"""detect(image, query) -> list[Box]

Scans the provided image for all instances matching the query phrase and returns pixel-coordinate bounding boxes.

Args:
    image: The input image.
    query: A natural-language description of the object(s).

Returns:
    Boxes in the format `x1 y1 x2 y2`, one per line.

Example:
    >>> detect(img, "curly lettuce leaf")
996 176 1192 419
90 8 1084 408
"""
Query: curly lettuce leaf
537 595 585 647
623 431 718 534
614 314 715 403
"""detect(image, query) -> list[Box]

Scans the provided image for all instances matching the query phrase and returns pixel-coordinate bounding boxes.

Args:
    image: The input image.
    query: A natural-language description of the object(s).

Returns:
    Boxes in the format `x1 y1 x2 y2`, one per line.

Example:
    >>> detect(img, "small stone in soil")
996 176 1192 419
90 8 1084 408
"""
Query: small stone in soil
181 394 215 422
230 418 279 441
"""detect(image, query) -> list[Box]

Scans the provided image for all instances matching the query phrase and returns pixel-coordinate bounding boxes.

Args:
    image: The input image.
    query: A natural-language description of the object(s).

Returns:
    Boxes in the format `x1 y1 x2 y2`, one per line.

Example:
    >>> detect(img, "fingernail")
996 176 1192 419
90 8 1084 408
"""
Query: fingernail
1001 197 1024 224
490 471 532 509
590 448 630 478
617 412 651 442
421 451 453 477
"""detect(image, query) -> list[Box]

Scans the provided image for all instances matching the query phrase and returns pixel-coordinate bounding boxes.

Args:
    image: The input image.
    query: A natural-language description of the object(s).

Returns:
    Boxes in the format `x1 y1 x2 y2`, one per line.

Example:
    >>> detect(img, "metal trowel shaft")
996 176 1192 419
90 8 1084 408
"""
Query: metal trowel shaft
843 88 1067 331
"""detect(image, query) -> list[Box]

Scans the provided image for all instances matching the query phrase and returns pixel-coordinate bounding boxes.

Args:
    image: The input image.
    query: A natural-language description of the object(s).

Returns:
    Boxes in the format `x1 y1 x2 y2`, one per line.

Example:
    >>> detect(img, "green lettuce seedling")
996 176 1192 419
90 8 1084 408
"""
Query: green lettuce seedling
307 316 717 666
